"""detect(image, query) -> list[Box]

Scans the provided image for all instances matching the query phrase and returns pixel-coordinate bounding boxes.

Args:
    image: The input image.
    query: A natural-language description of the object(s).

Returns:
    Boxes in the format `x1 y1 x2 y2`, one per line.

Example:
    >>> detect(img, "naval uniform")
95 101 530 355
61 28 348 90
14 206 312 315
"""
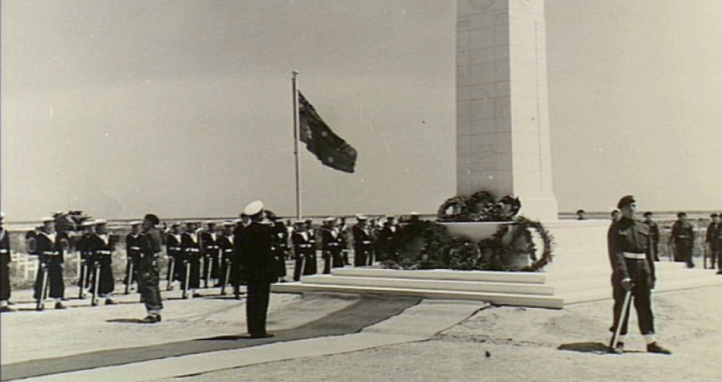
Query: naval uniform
200 230 220 284
76 232 93 290
608 217 656 339
124 233 142 287
715 224 722 272
235 221 277 337
1 228 11 303
181 231 202 290
352 224 374 267
292 229 317 281
670 220 695 267
216 233 235 287
321 227 344 274
705 222 718 269
165 233 183 283
33 231 67 300
89 233 117 297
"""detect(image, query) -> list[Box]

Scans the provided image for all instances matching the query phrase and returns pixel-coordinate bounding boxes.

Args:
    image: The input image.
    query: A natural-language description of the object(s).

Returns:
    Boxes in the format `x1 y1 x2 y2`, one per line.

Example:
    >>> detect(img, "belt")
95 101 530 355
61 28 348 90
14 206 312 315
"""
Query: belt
129 246 141 251
43 251 60 256
0 249 9 254
361 241 372 245
169 246 181 251
96 250 112 255
186 248 200 252
623 252 646 260
224 249 234 253
676 235 691 239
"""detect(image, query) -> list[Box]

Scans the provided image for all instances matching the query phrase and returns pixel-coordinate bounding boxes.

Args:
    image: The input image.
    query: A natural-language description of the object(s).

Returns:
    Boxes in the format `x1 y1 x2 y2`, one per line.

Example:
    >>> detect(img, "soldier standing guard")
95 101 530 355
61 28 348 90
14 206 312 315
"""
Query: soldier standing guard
292 220 313 281
138 214 164 323
715 214 722 275
200 222 220 288
124 221 143 294
704 214 719 269
271 218 289 282
216 222 236 294
642 212 661 262
352 215 373 267
181 221 202 298
89 220 117 306
236 200 277 338
321 218 344 274
1 212 14 313
669 212 695 268
76 222 95 299
33 217 67 310
607 195 671 355
165 223 182 290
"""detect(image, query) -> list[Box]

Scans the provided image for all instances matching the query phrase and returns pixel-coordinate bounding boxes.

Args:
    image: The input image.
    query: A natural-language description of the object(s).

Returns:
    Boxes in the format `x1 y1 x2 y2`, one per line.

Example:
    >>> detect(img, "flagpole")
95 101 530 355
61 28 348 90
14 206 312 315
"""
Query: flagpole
292 70 302 220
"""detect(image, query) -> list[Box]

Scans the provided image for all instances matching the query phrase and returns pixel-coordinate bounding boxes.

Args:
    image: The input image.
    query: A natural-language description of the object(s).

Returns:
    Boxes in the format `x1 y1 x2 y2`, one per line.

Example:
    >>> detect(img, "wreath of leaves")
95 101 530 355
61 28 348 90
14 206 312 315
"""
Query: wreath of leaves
381 216 553 272
437 191 522 222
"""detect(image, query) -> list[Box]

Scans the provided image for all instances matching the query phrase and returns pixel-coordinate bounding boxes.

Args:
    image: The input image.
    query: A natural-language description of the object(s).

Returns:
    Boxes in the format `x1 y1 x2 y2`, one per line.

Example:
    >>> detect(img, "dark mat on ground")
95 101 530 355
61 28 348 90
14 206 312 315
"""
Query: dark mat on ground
2 294 421 381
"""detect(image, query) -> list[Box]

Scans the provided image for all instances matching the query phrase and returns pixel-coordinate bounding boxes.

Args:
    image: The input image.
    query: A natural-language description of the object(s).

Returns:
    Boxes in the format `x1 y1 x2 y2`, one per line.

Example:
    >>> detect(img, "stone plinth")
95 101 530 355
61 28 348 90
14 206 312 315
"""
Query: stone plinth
456 0 558 221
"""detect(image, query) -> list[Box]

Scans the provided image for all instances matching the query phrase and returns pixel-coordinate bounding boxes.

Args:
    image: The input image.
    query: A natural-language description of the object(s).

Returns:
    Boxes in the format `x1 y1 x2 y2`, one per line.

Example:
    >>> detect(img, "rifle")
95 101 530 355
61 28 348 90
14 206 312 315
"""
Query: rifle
182 260 191 299
124 259 134 295
220 258 231 296
91 262 101 306
36 262 49 311
78 259 88 299
609 289 633 352
166 256 175 291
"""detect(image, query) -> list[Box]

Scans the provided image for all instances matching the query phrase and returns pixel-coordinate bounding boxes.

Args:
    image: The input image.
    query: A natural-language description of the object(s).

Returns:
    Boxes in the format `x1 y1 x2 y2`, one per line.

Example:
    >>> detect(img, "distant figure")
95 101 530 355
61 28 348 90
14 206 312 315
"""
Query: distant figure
236 200 277 338
715 213 722 275
642 212 661 261
611 209 621 223
321 217 344 274
1 212 14 313
138 214 164 323
292 220 316 281
352 215 374 267
124 221 143 293
576 209 587 221
670 212 695 268
705 214 719 269
607 195 671 355
165 223 182 290
181 221 202 298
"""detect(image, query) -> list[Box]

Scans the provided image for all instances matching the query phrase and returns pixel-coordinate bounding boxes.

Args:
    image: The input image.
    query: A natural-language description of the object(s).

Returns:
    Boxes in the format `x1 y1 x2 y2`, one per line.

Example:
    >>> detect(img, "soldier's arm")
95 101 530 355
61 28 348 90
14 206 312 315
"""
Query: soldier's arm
607 224 629 280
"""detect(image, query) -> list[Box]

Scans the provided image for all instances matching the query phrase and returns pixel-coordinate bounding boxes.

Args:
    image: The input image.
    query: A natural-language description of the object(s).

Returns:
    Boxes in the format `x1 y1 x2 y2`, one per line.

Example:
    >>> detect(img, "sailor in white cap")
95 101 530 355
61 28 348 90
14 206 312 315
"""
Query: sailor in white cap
292 219 316 281
88 219 118 306
33 216 68 310
216 221 237 295
164 222 183 291
321 217 344 274
76 220 97 299
200 221 220 288
123 221 143 295
180 220 202 298
352 215 374 267
236 200 278 338
1 212 14 312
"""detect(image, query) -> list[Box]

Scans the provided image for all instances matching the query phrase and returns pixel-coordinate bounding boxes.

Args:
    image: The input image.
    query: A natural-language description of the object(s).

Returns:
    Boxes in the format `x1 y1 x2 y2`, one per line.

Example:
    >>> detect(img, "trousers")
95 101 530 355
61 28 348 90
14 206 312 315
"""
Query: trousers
246 282 271 336
611 259 655 336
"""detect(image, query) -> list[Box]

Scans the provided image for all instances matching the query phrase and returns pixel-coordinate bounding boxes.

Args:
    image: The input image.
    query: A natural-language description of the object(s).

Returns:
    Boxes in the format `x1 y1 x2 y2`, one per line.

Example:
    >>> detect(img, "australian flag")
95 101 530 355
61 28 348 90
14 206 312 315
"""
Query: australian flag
298 92 357 173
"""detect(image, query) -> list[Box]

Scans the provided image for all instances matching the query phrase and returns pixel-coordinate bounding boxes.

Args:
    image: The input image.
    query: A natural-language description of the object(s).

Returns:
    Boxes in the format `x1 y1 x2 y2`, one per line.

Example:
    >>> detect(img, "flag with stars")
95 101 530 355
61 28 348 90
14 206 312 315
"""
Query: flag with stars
298 92 357 173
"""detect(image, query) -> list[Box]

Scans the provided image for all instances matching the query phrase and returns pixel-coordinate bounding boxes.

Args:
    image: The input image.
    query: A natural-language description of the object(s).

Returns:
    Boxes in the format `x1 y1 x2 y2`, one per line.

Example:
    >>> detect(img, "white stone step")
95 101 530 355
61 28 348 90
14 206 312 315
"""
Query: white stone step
300 275 555 296
272 283 564 309
330 267 546 284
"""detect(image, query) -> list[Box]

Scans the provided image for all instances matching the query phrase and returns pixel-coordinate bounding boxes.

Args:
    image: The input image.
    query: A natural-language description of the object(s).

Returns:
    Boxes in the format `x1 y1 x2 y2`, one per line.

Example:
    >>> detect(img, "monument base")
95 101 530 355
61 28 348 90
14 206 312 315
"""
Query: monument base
519 196 559 222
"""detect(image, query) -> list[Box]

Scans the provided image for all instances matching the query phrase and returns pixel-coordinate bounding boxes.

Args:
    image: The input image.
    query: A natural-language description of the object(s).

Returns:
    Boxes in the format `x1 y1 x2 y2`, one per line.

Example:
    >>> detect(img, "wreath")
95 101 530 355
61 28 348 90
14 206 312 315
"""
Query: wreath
437 191 521 222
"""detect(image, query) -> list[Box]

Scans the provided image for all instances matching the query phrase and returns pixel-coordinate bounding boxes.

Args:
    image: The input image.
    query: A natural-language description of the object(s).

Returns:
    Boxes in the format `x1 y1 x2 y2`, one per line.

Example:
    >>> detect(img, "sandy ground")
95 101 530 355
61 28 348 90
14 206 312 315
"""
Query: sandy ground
0 291 359 365
147 285 722 382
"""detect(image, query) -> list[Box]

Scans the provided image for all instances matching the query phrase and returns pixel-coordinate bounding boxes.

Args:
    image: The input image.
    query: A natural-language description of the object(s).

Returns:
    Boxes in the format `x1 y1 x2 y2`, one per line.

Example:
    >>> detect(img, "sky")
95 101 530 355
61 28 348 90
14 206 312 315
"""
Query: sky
1 0 721 222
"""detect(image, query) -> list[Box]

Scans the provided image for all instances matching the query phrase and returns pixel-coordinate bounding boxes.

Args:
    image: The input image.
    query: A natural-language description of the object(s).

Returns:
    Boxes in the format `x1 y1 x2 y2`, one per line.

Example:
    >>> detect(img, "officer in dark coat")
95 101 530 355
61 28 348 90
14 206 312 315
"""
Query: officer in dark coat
271 219 289 282
88 220 117 305
705 214 719 269
607 195 671 355
165 223 183 290
338 217 351 265
1 212 14 313
181 221 202 297
235 200 277 338
138 214 164 323
669 212 695 268
33 217 67 310
231 215 251 299
321 218 344 274
642 212 661 261
352 215 374 267
124 221 143 292
379 216 399 262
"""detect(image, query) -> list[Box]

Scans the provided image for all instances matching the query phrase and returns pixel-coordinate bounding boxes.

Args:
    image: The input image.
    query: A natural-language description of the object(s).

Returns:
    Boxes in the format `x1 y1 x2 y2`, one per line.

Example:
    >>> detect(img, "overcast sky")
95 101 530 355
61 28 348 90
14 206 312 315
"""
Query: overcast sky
2 0 721 222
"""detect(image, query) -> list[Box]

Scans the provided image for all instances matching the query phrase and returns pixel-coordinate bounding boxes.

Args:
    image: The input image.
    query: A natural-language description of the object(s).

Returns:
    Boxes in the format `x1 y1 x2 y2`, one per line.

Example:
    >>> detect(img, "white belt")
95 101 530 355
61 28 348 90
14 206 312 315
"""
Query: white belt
623 252 646 260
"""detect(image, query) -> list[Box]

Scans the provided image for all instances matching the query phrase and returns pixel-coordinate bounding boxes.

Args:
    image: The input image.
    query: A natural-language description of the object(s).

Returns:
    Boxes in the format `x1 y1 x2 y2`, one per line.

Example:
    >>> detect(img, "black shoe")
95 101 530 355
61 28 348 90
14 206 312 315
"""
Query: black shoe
140 314 161 324
1 306 16 313
105 299 117 305
7 300 15 306
249 333 274 339
647 342 672 355
55 302 67 310
716 270 722 275
192 293 202 298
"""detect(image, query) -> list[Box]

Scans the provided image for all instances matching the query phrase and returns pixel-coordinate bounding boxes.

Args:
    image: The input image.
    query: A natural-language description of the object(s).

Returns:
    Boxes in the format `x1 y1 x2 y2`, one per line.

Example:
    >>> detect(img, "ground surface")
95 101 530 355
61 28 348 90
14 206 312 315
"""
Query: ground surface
2 284 721 382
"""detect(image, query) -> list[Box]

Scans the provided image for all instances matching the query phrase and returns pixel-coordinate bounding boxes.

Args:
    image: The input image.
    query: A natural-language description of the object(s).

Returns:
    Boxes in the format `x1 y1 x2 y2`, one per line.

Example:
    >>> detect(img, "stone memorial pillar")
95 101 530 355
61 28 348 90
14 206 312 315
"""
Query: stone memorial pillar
456 0 558 221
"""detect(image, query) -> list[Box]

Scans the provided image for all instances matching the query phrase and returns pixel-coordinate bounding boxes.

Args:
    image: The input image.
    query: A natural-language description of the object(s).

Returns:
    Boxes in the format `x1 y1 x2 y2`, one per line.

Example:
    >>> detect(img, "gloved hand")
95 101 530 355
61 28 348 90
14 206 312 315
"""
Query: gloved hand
621 278 633 291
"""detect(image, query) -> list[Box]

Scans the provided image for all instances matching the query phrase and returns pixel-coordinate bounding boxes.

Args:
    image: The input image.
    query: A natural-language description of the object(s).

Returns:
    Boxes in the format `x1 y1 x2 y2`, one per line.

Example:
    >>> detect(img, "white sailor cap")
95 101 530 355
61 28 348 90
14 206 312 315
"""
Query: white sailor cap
94 219 107 225
222 221 235 227
42 217 55 223
0 212 5 220
355 214 367 221
128 221 142 226
410 212 419 216
324 217 335 223
243 200 264 216
81 221 96 227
